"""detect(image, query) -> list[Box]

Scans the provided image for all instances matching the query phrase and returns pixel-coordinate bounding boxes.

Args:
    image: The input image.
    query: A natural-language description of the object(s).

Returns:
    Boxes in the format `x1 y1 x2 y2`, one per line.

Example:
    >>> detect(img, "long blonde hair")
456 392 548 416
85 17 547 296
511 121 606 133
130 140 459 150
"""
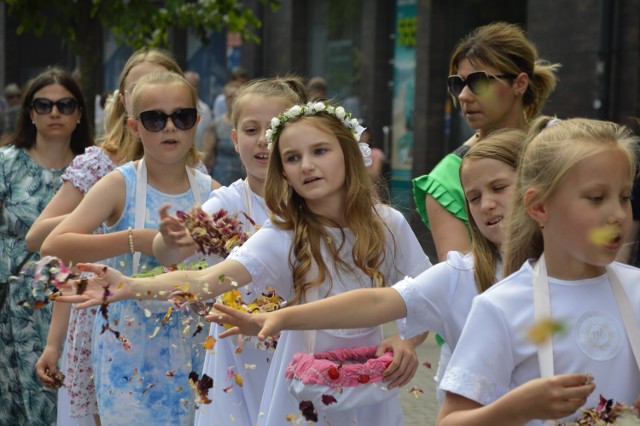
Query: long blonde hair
100 48 184 163
449 22 560 122
461 129 526 292
503 117 639 276
265 111 387 305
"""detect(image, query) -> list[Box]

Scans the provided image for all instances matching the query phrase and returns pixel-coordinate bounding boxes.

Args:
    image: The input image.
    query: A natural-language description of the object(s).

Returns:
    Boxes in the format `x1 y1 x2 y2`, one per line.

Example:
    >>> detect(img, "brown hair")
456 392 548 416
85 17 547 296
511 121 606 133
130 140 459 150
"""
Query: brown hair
8 67 94 154
264 108 387 305
449 22 560 121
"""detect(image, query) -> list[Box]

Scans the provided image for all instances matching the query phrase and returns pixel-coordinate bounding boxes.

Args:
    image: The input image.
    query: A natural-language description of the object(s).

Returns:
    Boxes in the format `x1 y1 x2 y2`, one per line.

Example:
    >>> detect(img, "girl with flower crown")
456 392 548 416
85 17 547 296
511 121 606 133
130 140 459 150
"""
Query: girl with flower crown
56 101 432 425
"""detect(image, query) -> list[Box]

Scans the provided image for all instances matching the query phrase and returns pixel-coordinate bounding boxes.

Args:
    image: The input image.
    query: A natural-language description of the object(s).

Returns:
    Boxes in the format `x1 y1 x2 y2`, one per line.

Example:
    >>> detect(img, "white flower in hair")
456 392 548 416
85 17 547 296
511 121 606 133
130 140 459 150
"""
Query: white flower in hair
264 101 372 166
359 143 373 167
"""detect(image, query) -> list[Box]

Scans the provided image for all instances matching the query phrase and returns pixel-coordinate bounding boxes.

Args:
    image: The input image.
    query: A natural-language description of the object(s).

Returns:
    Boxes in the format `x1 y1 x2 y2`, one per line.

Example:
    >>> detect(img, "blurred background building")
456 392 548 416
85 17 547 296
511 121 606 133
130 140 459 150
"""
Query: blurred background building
2 0 638 258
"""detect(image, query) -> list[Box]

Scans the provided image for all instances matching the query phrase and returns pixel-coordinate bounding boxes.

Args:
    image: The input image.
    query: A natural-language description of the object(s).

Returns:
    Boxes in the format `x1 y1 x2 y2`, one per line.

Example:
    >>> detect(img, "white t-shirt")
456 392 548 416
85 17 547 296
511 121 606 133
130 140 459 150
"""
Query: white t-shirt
394 251 496 349
441 260 640 425
229 204 432 425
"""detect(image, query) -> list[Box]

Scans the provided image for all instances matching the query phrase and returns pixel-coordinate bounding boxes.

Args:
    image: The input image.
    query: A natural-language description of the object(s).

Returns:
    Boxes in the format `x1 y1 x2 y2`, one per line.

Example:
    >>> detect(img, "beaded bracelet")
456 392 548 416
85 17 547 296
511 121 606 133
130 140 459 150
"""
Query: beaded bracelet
128 227 135 254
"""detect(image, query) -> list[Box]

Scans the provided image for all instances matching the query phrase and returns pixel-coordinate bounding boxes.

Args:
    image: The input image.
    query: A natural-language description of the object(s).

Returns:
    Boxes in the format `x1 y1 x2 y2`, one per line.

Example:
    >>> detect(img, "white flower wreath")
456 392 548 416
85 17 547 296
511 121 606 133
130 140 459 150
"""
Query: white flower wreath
265 101 372 166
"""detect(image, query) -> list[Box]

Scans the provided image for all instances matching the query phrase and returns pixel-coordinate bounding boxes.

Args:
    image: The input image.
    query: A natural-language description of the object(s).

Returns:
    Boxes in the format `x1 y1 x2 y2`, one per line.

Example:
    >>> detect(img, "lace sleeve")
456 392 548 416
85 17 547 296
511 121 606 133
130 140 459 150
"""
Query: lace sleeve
61 146 116 195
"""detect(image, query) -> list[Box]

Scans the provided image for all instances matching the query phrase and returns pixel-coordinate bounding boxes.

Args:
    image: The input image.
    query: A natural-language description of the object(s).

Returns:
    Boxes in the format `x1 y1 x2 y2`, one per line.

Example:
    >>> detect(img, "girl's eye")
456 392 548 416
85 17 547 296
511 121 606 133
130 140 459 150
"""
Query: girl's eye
467 195 480 204
621 195 632 203
243 127 257 135
314 148 327 155
493 185 507 192
588 196 603 202
286 155 300 162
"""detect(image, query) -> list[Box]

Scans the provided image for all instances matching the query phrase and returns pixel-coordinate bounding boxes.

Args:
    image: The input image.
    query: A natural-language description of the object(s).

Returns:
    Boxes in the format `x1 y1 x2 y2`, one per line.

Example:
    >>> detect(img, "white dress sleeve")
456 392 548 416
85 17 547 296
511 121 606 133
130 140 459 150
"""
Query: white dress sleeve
439 294 515 406
393 251 476 343
227 220 295 300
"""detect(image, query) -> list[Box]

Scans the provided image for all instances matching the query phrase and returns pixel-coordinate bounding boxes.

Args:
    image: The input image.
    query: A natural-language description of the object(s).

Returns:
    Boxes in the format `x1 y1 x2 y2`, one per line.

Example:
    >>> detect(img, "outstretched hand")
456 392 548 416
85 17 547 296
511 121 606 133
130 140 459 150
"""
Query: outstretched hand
158 204 196 249
54 263 131 309
207 302 283 340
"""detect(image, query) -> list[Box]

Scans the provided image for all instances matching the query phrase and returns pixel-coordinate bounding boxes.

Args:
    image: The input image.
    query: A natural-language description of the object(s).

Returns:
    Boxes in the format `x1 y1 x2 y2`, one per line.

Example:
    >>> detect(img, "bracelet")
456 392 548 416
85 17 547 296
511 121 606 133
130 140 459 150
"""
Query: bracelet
128 227 135 254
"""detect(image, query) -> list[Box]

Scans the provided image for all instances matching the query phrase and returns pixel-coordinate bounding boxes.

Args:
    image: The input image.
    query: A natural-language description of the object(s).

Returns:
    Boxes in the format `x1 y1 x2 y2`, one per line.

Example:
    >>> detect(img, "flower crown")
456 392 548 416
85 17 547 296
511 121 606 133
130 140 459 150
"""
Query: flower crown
265 101 372 166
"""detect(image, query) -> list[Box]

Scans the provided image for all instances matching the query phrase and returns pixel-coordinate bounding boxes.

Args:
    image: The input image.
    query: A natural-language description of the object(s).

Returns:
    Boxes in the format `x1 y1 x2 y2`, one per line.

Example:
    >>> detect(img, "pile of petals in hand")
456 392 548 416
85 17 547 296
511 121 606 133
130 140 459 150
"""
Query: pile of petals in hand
217 287 286 351
176 207 256 258
563 395 640 425
132 261 210 339
17 255 82 309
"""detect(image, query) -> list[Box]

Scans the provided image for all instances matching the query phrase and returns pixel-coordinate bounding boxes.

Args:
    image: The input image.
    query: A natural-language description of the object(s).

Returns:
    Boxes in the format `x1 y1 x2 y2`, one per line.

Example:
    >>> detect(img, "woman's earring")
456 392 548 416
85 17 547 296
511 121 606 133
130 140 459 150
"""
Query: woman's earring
77 119 81 124
32 121 35 125
539 223 545 230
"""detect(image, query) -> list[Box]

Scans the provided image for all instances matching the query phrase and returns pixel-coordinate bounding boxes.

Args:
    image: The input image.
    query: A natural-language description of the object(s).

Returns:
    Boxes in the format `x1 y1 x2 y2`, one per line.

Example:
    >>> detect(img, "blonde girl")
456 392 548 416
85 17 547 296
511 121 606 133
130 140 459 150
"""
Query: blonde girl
58 102 432 425
41 71 216 425
154 76 308 426
438 117 640 425
31 48 194 426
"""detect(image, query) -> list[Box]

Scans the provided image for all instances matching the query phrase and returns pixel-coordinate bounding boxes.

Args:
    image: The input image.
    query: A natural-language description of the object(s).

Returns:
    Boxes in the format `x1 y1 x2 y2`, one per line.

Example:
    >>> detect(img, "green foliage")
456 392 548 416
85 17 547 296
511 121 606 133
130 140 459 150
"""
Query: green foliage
5 0 281 50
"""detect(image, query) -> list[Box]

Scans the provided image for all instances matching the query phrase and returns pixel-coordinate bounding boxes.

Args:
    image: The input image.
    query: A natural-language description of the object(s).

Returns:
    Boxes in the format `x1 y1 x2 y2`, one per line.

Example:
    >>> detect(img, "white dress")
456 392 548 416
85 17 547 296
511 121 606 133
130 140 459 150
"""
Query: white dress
229 205 432 425
194 179 270 426
441 260 640 425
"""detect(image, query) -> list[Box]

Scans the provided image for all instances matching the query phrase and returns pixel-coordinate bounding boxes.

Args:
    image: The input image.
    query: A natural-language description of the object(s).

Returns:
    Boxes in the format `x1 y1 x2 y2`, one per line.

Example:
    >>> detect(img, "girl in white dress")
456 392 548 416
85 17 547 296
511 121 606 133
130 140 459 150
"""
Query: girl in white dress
436 117 640 425
152 76 308 426
59 102 432 425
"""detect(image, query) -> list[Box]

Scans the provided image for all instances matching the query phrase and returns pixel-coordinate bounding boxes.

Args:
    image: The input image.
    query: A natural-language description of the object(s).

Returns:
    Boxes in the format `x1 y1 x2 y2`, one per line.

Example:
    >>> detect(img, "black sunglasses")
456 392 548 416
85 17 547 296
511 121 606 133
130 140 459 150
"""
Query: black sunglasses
138 108 198 132
447 71 516 97
31 97 78 115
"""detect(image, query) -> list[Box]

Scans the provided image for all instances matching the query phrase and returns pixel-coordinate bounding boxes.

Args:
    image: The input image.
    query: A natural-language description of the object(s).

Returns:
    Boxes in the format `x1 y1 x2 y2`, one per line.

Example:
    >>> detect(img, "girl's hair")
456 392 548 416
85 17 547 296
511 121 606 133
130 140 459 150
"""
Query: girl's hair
8 67 94 153
101 48 183 163
128 71 200 165
503 116 639 276
449 21 561 121
460 128 527 292
265 108 387 305
230 76 308 128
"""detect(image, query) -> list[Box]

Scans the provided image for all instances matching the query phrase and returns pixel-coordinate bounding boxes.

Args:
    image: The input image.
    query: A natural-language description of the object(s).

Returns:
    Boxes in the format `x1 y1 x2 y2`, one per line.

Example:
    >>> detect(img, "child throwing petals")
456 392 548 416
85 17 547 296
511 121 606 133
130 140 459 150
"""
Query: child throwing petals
58 102 432 425
41 71 216 425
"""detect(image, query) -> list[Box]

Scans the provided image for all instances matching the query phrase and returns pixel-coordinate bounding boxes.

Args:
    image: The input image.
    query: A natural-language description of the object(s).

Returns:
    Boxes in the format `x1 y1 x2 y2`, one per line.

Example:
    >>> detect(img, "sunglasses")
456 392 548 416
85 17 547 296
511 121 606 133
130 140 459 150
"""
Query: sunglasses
447 71 515 97
31 97 78 115
138 108 198 132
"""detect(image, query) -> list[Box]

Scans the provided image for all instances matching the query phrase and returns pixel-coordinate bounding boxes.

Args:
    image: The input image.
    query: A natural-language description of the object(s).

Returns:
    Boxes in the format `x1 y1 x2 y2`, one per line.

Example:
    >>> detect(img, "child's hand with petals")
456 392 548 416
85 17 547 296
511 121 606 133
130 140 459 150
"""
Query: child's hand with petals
158 204 196 249
209 302 283 341
54 263 133 309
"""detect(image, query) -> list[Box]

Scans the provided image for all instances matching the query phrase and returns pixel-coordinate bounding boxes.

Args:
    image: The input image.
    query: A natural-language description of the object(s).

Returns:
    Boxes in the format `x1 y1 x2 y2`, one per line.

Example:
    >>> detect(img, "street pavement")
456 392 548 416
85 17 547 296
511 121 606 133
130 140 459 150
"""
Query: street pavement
384 323 441 425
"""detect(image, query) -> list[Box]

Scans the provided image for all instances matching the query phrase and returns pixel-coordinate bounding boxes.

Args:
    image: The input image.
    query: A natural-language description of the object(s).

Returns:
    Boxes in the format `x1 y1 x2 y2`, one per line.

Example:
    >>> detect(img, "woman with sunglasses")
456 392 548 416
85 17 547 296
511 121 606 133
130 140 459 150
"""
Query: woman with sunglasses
40 71 216 426
0 67 93 426
414 22 559 262
411 21 560 405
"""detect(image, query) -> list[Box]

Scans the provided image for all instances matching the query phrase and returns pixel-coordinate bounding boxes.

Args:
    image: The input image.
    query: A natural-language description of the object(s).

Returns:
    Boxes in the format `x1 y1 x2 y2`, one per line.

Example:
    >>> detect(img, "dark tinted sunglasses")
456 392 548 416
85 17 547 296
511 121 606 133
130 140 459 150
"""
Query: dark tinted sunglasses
32 97 78 115
138 108 198 132
447 71 515 97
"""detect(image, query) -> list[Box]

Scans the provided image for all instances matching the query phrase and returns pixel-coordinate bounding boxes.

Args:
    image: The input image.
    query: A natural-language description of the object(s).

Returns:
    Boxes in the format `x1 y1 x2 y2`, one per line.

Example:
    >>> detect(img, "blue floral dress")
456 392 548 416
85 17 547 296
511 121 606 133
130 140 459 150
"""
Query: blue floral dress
92 161 212 426
0 145 67 426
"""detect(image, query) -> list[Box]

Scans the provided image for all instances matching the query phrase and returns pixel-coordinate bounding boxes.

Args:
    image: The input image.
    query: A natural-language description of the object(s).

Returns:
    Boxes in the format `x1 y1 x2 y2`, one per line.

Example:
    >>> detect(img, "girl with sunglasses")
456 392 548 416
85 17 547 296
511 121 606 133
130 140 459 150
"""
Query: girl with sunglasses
29 48 212 426
0 67 93 426
412 21 560 404
41 71 216 426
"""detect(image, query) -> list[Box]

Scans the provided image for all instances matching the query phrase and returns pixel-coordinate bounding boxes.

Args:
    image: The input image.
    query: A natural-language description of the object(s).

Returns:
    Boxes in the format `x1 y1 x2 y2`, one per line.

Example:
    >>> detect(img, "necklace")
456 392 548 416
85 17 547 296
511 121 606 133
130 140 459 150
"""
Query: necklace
243 179 266 230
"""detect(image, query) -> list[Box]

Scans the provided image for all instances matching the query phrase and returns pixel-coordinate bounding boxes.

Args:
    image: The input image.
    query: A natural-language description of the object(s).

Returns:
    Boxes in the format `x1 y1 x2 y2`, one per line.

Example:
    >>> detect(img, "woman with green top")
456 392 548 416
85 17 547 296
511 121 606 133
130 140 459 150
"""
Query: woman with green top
413 21 559 262
411 21 560 405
